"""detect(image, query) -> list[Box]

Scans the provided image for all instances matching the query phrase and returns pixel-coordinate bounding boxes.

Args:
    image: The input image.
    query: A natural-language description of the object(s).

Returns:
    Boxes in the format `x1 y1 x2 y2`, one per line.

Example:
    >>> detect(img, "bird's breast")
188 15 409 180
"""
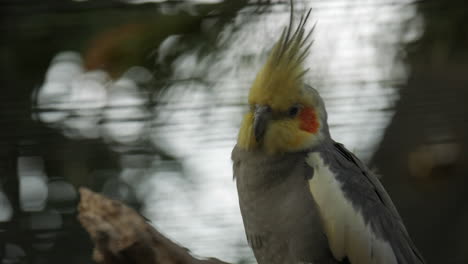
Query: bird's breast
232 147 336 263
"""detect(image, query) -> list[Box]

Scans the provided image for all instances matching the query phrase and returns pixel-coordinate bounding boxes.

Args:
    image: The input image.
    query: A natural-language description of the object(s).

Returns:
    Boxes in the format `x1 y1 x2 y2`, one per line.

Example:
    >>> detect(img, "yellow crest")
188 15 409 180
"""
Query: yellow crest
248 9 314 111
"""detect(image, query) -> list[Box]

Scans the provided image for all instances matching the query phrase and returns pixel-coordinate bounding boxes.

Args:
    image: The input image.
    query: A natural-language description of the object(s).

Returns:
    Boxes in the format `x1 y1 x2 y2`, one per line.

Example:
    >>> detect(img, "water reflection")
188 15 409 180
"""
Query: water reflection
101 178 139 209
0 191 13 222
47 178 77 214
36 52 151 144
2 244 26 264
102 78 149 144
18 157 48 212
27 210 62 252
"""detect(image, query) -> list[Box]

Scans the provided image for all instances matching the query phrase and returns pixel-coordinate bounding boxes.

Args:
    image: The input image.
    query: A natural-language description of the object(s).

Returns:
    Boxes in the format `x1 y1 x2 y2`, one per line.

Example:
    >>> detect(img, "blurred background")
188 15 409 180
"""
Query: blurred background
1 0 467 263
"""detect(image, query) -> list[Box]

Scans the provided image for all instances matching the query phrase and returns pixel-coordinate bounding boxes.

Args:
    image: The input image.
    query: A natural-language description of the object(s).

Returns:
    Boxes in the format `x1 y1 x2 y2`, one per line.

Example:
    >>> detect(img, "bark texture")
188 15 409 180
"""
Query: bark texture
78 188 230 264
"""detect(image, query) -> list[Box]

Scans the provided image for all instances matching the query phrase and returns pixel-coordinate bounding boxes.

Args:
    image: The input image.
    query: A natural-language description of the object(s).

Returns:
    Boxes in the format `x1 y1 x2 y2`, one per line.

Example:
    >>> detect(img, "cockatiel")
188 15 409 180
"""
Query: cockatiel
232 9 425 264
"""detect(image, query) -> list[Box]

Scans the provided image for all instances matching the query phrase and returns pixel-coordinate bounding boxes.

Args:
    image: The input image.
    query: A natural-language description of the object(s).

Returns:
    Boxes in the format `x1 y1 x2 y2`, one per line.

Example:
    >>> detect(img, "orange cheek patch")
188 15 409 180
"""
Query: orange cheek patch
299 107 319 133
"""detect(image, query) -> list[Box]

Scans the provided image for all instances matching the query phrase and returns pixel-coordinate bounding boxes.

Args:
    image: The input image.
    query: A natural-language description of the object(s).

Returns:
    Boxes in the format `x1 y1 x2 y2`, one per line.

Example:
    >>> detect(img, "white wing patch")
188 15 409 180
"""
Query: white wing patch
306 153 397 264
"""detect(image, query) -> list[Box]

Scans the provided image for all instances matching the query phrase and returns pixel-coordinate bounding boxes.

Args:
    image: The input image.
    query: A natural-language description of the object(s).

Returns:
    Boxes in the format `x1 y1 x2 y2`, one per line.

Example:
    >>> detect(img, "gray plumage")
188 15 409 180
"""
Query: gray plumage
233 147 339 264
232 139 425 264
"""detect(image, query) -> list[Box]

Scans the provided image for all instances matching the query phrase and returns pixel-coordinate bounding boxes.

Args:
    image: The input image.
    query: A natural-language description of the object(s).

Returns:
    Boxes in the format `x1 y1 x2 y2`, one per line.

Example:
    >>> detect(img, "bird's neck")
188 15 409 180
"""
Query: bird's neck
233 146 308 189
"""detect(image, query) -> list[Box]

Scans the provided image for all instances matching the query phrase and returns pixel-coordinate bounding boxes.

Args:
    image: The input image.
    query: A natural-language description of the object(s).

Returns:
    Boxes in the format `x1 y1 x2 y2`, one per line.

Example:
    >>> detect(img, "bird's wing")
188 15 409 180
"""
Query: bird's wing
306 142 425 264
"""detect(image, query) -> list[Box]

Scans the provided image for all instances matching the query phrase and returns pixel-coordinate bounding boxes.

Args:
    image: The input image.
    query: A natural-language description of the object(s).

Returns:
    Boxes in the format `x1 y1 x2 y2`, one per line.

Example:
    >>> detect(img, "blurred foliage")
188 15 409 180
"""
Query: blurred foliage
373 0 468 263
0 0 259 263
406 0 468 64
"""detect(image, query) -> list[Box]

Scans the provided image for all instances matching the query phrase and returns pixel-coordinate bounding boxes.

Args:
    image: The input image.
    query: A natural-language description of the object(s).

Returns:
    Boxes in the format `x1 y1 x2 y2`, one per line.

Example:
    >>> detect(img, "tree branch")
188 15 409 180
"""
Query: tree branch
77 187 231 264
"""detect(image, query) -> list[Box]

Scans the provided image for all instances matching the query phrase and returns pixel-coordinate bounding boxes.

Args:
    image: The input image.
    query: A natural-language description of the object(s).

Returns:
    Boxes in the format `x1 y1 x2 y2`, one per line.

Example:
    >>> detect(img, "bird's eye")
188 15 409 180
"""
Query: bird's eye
288 105 301 117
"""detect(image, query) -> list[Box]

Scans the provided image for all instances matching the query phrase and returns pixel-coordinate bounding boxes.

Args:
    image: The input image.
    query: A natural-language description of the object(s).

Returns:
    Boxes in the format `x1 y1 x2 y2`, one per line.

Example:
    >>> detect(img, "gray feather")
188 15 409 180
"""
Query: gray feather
233 146 340 264
313 141 425 264
233 140 424 264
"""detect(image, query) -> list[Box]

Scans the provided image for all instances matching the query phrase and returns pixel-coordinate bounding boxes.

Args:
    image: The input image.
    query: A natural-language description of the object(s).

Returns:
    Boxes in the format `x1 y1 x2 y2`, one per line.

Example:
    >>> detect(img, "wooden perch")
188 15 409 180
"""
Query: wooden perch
78 187 231 264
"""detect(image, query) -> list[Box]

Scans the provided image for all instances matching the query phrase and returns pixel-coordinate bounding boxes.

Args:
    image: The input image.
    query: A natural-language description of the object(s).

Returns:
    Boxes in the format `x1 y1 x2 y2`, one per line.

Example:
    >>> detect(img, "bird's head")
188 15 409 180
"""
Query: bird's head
237 11 329 154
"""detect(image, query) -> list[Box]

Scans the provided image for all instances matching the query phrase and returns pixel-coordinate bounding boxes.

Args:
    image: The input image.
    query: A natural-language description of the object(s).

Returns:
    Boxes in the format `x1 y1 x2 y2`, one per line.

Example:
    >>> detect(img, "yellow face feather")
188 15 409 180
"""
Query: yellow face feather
237 10 324 154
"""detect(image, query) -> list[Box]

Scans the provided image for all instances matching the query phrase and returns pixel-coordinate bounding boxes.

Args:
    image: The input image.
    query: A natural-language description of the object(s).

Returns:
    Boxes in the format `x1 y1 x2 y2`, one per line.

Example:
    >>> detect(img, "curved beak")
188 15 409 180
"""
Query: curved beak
253 105 271 142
